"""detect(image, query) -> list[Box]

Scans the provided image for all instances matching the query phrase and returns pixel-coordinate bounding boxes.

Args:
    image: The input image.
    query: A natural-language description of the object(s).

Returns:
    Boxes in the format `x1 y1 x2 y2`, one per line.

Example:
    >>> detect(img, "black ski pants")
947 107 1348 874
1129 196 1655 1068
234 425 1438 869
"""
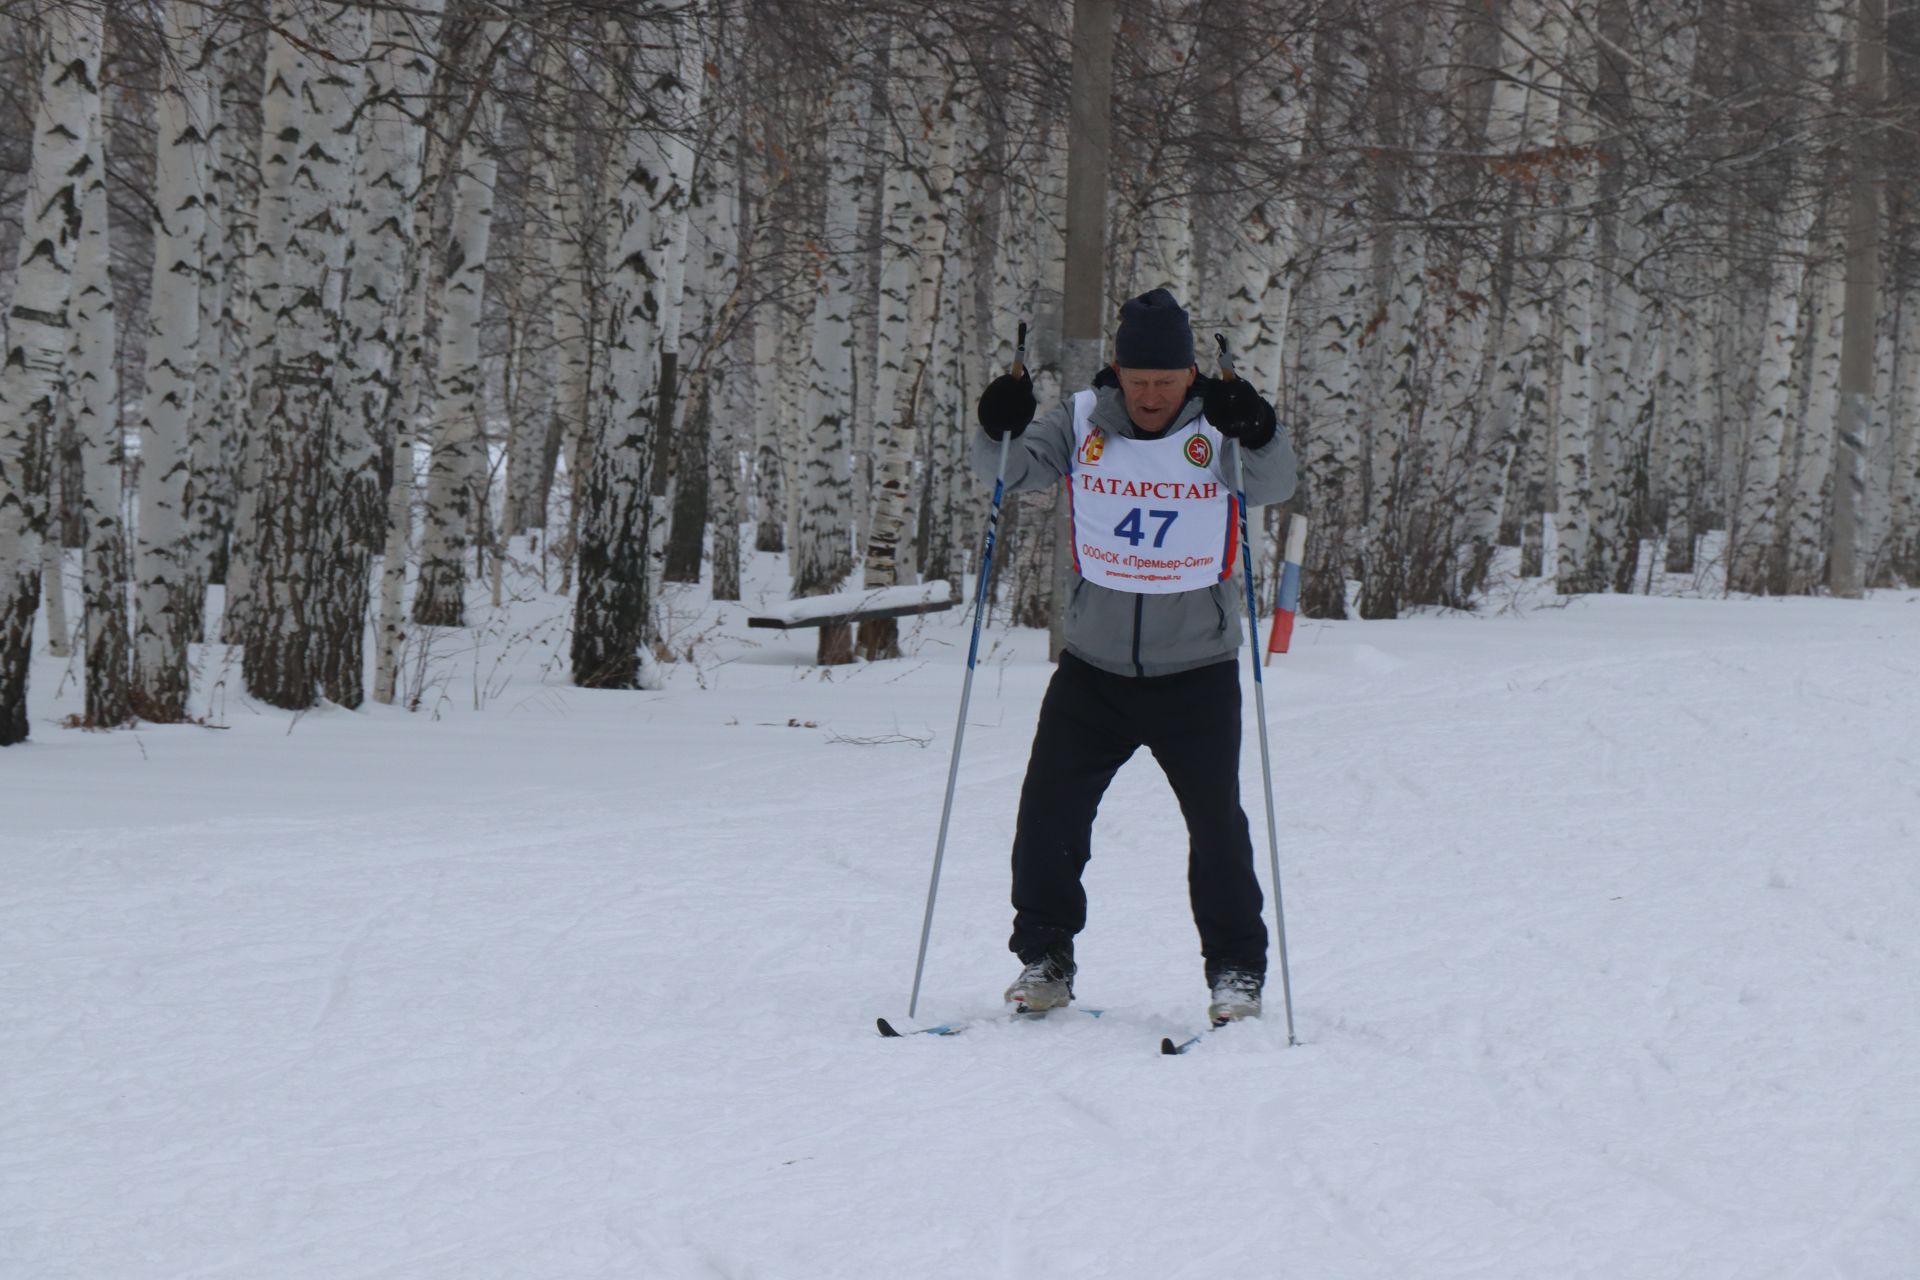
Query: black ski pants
1008 651 1268 975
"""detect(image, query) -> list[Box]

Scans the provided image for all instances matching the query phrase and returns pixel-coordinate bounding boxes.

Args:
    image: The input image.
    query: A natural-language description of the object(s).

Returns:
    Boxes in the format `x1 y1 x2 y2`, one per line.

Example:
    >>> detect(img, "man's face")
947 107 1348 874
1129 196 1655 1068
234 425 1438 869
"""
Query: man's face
1113 365 1198 433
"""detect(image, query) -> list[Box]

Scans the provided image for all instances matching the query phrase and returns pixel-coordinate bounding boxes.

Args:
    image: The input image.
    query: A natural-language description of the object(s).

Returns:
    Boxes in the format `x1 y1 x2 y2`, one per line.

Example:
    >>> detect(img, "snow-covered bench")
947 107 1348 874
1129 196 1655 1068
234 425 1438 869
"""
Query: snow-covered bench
746 581 957 630
747 581 957 664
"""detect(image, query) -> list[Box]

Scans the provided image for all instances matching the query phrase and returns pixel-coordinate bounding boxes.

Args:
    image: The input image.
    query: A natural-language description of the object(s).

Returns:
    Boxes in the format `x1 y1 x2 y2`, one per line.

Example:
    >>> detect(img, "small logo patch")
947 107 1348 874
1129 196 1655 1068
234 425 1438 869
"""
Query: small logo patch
1184 435 1213 468
1079 431 1106 466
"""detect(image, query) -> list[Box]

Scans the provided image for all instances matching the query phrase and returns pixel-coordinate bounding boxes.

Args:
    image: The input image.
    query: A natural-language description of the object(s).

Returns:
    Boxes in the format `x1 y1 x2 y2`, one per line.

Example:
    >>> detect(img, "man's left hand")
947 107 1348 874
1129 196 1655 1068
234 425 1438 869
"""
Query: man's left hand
1202 378 1277 450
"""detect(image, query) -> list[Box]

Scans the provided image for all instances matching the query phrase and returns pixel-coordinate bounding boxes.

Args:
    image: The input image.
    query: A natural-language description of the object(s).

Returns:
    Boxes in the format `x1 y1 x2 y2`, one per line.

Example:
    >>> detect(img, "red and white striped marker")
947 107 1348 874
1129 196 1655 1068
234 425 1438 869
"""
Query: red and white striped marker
1265 514 1309 662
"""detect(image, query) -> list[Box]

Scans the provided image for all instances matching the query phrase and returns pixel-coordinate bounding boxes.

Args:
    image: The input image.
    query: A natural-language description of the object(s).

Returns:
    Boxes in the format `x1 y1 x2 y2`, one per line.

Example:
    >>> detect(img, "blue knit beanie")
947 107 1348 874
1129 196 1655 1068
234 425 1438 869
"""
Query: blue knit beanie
1113 288 1195 369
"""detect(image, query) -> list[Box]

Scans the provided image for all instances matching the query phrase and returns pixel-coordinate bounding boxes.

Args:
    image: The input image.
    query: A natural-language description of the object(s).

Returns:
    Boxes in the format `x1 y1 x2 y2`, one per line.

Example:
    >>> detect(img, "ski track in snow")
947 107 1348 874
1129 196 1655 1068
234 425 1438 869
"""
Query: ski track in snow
5 557 1920 1278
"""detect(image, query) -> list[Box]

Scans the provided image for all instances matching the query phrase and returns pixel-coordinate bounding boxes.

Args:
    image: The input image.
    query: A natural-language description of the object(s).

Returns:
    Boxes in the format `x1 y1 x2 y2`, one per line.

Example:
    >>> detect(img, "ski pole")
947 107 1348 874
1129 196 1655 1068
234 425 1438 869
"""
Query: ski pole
1214 332 1297 1046
909 322 1026 1018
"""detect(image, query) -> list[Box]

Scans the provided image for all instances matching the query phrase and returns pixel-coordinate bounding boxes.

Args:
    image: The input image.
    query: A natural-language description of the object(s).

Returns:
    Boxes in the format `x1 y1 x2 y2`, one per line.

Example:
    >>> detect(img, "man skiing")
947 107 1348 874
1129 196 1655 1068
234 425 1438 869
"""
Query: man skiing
971 288 1297 1025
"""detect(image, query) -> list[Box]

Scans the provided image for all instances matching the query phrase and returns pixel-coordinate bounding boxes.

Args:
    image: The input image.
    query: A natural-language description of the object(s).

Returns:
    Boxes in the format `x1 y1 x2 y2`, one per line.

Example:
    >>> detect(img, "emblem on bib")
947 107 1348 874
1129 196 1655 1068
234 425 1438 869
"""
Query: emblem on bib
1184 435 1213 468
1078 430 1106 466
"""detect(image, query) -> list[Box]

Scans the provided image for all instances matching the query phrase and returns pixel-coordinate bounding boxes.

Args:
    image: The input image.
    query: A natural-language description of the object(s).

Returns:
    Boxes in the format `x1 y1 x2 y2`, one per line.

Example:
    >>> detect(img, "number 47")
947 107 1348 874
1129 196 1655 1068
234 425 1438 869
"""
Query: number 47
1113 508 1178 548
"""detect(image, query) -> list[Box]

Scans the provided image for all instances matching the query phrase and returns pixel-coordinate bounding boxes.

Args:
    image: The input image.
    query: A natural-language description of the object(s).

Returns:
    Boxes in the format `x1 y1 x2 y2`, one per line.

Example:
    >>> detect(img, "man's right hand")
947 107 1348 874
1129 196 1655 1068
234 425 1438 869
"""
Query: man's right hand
977 371 1037 441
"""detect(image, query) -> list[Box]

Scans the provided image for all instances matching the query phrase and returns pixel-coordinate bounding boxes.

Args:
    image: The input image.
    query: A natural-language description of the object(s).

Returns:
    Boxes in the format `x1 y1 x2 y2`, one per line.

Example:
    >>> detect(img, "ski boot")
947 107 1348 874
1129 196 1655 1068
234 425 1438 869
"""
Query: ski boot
1207 965 1263 1026
1004 943 1076 1012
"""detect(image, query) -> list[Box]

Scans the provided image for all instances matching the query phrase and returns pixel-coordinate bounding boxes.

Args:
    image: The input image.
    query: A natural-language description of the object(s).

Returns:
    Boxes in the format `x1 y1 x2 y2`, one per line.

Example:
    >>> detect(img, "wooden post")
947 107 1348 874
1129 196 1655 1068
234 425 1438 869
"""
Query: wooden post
1050 0 1116 660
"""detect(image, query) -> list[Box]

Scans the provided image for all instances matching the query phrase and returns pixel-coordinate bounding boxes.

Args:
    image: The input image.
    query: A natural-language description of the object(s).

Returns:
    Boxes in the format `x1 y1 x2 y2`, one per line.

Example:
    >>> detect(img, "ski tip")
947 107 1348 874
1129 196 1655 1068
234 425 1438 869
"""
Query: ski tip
877 1018 903 1038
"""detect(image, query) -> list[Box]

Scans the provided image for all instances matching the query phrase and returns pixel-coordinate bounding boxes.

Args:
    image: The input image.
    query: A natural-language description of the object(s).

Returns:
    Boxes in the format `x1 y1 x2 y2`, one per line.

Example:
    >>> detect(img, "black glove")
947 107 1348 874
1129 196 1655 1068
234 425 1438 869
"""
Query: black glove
1202 377 1277 450
977 371 1037 441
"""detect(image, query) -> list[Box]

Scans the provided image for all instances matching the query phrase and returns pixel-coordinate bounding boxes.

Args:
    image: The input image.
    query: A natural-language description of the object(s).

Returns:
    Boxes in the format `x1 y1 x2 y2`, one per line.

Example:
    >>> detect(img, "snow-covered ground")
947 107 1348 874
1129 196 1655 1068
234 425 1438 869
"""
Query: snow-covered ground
7 545 1920 1279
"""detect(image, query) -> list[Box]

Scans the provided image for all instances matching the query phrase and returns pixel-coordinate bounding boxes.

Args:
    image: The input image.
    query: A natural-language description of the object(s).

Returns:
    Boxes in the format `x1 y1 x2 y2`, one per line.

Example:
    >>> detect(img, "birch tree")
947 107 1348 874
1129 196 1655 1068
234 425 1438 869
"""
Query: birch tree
572 5 703 688
224 3 309 647
193 31 262 631
707 13 750 604
792 60 869 663
180 39 229 650
543 35 596 569
413 94 503 628
240 2 366 709
663 51 739 588
339 0 441 695
68 56 126 728
372 9 481 706
1552 24 1601 596
131 0 215 721
857 42 954 658
0 5 103 746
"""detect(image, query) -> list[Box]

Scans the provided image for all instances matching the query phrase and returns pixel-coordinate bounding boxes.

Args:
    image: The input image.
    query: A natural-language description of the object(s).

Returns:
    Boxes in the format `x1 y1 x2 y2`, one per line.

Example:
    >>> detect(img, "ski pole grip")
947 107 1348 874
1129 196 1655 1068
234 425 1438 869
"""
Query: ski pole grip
1214 332 1236 381
1013 321 1028 378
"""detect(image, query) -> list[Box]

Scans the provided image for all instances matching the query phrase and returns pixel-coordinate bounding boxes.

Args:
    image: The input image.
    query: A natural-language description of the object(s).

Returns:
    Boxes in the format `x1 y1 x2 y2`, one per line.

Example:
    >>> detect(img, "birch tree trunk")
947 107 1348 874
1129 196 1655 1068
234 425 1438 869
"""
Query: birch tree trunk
918 251 969 590
572 5 703 688
709 116 750 603
709 309 748 599
663 77 736 586
224 3 310 648
1296 208 1365 619
751 301 788 552
1892 317 1920 583
1225 28 1311 422
646 140 698 608
546 34 602 593
1662 275 1717 575
180 47 228 648
131 0 215 721
40 475 70 659
413 96 502 628
504 250 554 540
0 5 103 746
341 1 440 537
1861 275 1898 584
240 3 365 709
773 306 811 560
68 85 127 727
1581 0 1643 595
199 32 261 620
1291 26 1371 620
371 12 472 706
1553 206 1598 596
793 64 869 663
547 131 593 538
1130 0 1196 302
1552 31 1601 596
858 47 954 658
1729 213 1814 593
1005 119 1069 632
1785 213 1847 593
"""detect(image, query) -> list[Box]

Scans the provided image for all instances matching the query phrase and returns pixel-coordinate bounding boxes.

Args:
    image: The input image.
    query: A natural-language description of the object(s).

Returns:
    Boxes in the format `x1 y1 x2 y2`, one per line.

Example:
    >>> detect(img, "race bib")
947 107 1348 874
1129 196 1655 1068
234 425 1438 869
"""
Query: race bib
1065 389 1238 594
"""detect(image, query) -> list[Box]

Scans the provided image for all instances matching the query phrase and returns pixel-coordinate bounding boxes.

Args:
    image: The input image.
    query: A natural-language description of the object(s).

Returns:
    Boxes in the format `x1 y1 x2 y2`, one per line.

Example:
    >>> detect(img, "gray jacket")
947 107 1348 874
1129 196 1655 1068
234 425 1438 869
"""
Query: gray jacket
973 376 1298 677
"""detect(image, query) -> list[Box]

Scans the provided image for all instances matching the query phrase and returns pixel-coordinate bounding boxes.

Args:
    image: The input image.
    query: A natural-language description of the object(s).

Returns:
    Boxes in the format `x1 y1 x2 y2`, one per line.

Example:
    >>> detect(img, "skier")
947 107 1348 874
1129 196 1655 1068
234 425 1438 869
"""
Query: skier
972 288 1297 1025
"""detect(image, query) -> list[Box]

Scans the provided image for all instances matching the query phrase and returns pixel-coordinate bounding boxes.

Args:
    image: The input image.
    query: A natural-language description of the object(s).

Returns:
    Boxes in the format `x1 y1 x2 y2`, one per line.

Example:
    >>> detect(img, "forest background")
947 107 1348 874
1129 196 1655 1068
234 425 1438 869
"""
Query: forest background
3 0 1919 745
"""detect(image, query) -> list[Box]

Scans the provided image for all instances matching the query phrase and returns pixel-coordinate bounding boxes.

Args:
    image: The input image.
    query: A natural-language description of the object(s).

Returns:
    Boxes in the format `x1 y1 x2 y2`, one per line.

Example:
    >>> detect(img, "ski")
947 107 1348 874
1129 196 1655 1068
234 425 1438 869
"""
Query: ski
878 1016 965 1038
1160 1016 1250 1055
877 1007 1104 1039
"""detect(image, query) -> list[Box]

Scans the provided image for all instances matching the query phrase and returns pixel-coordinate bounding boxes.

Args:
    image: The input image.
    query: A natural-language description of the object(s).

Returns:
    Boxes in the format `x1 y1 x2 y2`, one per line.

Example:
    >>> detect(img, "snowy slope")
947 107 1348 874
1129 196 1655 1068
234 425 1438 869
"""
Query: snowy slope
5 551 1919 1279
